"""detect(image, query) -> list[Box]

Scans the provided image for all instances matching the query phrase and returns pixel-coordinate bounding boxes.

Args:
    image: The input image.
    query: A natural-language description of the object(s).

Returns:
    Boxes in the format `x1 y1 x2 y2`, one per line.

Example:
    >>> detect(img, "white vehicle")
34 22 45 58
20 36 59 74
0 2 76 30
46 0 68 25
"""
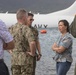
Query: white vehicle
0 1 76 28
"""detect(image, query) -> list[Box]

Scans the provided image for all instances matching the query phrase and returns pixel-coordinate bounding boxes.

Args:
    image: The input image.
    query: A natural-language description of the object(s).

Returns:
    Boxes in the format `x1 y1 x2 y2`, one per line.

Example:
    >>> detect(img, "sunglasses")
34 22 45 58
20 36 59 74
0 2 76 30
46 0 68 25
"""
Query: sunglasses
30 19 34 21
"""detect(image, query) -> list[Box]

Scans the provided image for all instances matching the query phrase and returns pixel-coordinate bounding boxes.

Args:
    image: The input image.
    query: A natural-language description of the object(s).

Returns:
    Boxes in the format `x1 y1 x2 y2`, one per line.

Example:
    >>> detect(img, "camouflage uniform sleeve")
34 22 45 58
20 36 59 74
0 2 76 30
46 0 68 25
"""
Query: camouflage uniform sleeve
27 28 36 43
36 29 39 40
8 26 14 35
25 27 36 43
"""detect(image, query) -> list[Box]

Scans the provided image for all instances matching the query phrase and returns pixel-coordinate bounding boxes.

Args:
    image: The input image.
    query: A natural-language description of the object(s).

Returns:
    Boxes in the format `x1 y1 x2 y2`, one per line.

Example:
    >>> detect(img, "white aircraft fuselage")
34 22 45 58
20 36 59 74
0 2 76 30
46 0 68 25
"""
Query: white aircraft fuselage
0 1 76 28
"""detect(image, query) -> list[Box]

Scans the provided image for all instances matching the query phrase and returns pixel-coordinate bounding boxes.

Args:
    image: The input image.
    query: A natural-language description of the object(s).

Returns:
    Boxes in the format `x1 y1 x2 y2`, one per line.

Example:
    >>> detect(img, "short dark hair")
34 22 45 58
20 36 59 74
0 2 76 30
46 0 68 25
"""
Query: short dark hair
58 19 70 33
28 13 34 17
16 9 27 19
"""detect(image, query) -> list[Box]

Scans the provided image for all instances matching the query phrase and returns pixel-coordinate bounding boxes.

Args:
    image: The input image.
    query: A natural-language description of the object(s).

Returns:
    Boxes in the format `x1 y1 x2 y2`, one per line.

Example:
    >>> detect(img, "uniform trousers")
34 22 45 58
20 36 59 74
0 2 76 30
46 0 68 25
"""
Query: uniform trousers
11 55 36 75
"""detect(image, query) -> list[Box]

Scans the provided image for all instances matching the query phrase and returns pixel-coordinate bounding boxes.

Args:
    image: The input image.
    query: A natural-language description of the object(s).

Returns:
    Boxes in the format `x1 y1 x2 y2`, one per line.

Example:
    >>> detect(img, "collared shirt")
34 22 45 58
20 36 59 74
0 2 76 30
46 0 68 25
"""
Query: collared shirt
54 32 73 62
0 20 13 59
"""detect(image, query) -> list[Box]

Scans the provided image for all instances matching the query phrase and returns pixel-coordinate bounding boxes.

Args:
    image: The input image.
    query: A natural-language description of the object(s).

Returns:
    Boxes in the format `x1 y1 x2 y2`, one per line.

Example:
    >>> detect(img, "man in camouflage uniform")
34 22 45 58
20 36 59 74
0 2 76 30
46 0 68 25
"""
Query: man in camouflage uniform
9 9 37 75
27 13 42 75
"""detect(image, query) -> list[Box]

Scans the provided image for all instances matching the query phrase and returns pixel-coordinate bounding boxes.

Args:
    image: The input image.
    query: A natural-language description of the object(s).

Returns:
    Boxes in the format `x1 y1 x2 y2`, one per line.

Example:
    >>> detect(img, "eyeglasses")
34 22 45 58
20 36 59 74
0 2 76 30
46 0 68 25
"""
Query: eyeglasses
30 19 34 21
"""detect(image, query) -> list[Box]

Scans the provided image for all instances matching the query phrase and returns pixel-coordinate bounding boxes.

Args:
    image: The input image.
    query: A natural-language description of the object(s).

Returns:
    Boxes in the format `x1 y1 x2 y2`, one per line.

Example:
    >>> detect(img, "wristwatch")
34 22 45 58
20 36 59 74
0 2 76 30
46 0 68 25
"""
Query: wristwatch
39 54 42 56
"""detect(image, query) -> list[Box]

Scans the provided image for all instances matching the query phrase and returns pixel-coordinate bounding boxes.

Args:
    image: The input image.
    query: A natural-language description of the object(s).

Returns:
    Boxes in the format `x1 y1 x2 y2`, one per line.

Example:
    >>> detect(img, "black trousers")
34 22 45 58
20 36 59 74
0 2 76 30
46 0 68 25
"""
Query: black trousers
0 59 9 75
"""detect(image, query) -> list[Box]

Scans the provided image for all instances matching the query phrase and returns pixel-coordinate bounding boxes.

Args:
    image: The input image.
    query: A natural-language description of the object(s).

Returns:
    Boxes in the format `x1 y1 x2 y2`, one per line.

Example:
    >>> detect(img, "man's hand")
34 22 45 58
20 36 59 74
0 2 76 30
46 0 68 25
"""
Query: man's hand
3 41 14 50
37 54 42 61
7 50 13 54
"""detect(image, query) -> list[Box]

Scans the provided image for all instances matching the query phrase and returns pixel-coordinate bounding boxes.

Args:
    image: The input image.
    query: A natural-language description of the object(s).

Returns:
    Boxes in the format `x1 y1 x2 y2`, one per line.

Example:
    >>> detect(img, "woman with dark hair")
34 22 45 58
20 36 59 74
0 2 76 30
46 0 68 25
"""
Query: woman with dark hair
52 20 73 75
